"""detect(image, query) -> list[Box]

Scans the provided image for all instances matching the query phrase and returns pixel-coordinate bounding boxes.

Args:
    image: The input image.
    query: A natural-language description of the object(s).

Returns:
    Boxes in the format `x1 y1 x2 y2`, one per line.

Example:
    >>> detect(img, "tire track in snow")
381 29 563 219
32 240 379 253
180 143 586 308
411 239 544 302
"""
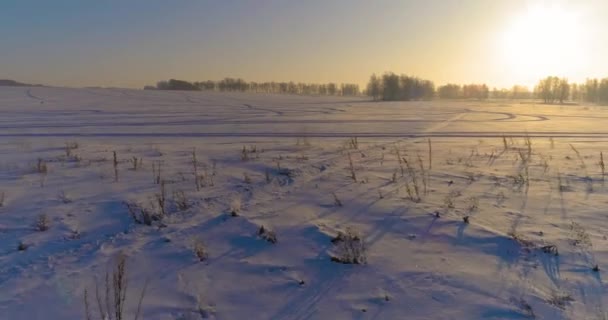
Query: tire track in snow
244 104 284 116
25 88 43 101
4 132 608 139
230 111 469 319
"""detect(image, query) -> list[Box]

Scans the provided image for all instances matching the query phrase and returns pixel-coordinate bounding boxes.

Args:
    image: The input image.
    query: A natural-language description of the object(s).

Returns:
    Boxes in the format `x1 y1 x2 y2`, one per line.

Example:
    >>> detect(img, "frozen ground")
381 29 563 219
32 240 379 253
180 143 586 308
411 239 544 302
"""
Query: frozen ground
0 86 607 319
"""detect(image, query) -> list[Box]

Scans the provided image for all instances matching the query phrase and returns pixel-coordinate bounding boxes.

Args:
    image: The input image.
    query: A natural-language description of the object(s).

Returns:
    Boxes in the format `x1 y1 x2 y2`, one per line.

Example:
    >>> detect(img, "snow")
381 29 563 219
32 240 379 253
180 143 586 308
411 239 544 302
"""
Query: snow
0 86 607 319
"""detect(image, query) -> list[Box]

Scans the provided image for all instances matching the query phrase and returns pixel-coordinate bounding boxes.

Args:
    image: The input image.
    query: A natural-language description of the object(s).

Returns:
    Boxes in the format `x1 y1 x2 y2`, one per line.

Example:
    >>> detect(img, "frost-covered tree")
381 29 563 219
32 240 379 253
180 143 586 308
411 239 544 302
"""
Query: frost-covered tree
366 74 381 100
438 84 462 99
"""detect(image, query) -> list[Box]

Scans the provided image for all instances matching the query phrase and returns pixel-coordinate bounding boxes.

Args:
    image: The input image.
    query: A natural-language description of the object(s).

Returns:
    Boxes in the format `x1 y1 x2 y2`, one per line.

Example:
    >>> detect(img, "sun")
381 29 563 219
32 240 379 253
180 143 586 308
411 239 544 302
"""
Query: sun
501 4 588 83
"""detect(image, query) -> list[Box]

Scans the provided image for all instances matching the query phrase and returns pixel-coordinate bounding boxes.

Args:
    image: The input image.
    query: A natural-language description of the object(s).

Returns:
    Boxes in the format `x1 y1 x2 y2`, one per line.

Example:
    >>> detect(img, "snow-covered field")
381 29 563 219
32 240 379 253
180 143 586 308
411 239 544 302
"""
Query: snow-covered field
1 86 607 319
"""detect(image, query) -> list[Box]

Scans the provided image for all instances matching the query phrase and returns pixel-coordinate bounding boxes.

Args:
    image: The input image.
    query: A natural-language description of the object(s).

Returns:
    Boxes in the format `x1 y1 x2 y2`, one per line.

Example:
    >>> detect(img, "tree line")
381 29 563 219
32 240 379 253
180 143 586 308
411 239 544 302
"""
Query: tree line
148 74 608 105
366 72 608 105
366 73 434 101
366 73 500 101
533 76 608 105
148 78 361 96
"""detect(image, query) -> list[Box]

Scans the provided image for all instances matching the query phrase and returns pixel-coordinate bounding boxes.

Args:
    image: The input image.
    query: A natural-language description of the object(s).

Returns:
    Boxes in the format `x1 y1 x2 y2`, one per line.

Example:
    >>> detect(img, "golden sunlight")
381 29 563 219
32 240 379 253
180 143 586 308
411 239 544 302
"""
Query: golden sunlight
501 4 588 80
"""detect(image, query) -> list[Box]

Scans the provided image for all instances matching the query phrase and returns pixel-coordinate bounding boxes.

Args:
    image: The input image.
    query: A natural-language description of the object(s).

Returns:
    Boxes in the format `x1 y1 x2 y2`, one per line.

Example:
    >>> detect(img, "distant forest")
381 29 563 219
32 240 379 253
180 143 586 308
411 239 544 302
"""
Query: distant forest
147 75 608 105
147 78 361 96
0 79 40 87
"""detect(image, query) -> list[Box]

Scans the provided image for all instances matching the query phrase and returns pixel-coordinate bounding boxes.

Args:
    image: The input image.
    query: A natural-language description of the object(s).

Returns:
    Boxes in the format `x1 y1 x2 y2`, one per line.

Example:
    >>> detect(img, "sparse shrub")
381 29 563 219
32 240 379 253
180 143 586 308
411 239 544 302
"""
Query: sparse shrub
347 152 357 181
229 198 241 216
58 190 72 204
570 221 592 247
547 291 574 309
443 195 455 210
540 156 550 173
131 157 141 171
37 158 48 187
241 146 249 161
508 231 534 248
465 171 476 184
243 172 252 184
541 245 559 256
83 253 148 320
36 213 50 231
296 136 312 147
395 147 404 177
113 151 119 182
346 137 359 150
173 190 190 211
191 148 200 191
68 229 82 240
512 297 535 318
124 201 157 226
427 138 432 170
466 197 479 213
403 158 421 202
258 225 277 244
332 192 342 207
155 181 167 218
152 161 162 185
557 171 567 193
193 239 208 261
417 154 428 195
600 152 605 182
524 134 532 160
65 141 79 158
512 173 527 191
569 144 587 170
331 228 367 264
18 241 29 251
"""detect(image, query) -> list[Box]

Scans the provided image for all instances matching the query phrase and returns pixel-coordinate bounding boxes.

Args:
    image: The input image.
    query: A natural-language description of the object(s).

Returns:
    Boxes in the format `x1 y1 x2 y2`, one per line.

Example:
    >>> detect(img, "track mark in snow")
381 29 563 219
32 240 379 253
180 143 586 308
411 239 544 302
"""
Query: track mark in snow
244 104 284 116
25 88 43 101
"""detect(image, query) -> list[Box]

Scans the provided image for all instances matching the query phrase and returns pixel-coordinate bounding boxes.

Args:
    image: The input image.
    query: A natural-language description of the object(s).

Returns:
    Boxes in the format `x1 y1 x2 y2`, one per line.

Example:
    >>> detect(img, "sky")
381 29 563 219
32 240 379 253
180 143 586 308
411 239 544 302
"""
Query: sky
2 0 608 89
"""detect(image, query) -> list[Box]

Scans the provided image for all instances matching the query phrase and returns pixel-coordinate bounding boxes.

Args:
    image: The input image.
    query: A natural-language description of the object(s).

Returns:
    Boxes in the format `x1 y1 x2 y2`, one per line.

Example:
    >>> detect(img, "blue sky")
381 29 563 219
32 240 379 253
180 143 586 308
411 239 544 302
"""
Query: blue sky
2 0 607 88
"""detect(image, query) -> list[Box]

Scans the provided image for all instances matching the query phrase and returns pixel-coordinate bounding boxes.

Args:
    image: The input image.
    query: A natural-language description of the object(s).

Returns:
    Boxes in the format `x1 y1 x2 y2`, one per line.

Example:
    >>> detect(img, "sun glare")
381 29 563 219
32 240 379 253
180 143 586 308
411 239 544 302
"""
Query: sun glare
501 4 588 82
